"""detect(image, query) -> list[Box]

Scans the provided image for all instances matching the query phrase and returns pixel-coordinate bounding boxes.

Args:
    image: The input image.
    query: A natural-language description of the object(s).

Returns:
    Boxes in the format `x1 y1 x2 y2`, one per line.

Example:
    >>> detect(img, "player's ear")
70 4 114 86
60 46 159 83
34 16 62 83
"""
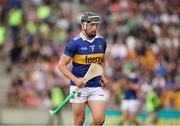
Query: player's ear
81 22 86 30
81 23 84 30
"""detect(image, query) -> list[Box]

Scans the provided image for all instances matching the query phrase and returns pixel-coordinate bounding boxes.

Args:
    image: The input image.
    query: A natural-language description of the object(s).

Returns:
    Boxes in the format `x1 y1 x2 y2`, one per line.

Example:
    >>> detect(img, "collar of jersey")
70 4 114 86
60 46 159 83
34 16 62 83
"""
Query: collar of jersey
80 32 99 43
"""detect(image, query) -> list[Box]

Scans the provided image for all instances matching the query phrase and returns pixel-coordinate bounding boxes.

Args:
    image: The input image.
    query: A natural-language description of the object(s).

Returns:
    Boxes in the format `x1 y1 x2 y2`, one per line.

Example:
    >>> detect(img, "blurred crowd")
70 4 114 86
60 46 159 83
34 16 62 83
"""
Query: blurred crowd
0 0 179 112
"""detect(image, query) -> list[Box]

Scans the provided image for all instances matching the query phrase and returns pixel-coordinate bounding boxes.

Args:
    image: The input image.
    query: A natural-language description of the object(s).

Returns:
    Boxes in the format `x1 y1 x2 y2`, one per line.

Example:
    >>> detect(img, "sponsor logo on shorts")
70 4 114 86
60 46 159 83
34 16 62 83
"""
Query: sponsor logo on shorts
77 92 81 97
99 94 104 96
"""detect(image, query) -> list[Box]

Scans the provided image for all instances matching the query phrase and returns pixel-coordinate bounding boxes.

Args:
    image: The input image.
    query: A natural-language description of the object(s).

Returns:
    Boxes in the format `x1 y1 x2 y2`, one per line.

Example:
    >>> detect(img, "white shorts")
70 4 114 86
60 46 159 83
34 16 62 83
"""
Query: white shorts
70 86 105 103
121 99 140 113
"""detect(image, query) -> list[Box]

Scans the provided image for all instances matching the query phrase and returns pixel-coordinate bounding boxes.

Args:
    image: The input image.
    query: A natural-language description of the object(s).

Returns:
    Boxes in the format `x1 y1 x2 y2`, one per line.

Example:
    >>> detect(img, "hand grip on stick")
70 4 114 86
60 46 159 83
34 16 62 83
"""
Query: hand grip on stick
49 63 103 116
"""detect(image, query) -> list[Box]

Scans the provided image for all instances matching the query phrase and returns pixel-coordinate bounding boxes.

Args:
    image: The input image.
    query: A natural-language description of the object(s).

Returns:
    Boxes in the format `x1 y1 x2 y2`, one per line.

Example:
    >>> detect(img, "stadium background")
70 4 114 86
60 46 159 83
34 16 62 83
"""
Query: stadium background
0 0 179 125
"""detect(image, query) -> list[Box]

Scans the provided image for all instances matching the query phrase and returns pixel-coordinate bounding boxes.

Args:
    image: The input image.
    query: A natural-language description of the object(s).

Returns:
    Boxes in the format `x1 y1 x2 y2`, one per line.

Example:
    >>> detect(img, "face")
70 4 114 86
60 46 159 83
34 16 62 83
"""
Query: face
84 22 99 38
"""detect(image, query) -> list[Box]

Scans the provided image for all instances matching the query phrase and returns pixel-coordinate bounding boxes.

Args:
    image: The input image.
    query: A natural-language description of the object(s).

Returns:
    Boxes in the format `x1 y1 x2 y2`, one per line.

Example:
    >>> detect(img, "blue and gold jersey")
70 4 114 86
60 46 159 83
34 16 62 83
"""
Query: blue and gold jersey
64 32 107 87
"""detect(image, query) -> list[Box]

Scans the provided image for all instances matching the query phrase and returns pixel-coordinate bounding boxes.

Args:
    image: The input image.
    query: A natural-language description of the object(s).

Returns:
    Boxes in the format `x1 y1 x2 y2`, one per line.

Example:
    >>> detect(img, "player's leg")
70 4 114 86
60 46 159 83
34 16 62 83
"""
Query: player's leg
72 103 86 125
129 99 140 125
121 99 131 125
87 87 106 125
129 111 140 125
87 101 105 125
70 86 88 125
122 110 130 125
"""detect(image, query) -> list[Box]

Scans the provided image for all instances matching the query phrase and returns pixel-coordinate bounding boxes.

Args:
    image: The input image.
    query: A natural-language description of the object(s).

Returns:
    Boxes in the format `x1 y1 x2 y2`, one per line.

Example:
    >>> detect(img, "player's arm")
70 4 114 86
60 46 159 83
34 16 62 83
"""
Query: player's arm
101 57 107 78
100 56 108 87
100 40 108 87
58 54 85 88
58 54 76 82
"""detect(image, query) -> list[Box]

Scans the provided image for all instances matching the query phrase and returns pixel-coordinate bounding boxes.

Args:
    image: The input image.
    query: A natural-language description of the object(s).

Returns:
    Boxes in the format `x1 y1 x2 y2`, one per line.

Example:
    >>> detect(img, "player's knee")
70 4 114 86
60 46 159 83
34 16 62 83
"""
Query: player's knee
93 116 105 125
74 116 85 125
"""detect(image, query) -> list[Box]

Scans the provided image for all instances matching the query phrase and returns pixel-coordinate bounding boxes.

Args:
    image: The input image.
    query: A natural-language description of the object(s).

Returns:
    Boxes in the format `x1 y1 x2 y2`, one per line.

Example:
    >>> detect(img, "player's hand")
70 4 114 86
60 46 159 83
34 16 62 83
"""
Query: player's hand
73 77 85 88
101 75 108 87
